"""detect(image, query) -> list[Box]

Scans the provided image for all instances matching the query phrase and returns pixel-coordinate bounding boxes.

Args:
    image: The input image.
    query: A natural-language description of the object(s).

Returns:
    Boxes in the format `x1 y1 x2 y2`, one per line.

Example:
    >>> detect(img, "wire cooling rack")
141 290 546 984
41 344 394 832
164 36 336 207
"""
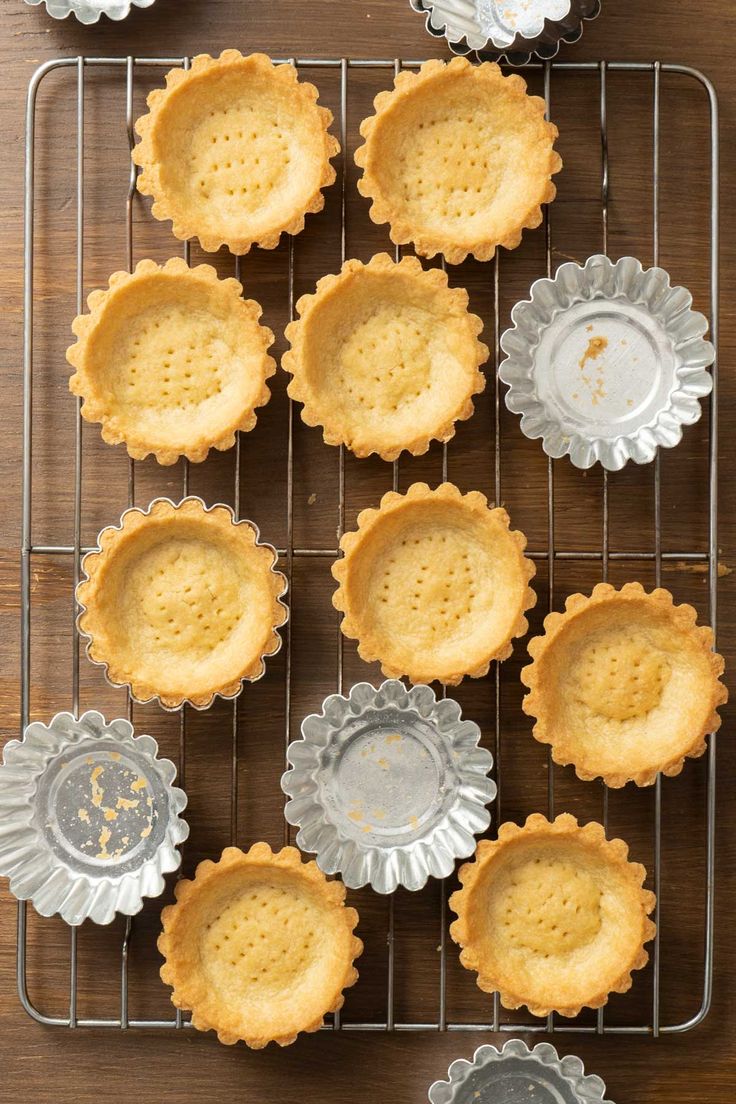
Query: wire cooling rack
19 56 719 1037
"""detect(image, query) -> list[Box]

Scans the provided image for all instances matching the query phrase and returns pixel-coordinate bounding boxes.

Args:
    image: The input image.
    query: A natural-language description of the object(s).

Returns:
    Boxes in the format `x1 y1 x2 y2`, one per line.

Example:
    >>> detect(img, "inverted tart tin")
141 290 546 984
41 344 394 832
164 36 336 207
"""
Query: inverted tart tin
281 680 495 893
409 0 601 64
0 711 188 926
24 0 154 23
428 1040 615 1104
499 254 715 471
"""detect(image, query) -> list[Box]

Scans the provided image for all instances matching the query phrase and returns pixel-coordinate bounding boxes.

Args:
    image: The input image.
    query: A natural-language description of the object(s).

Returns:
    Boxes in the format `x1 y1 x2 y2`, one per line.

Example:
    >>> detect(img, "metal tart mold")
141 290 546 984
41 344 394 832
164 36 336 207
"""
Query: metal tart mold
75 497 289 712
0 710 188 926
499 254 715 471
409 0 601 65
428 1039 614 1104
23 0 155 24
282 679 495 893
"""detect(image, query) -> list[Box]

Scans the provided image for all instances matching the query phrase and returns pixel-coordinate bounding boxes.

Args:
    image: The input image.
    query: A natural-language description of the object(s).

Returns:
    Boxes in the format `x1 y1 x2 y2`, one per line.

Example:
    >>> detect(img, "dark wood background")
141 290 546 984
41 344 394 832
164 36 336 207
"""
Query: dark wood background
1 1 735 1100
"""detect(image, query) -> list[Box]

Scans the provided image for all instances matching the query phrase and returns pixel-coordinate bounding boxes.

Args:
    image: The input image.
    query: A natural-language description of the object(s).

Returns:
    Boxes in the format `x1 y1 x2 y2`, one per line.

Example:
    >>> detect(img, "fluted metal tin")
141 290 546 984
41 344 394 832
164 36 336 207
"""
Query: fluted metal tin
428 1040 615 1104
499 254 715 471
24 0 154 24
76 496 288 713
0 711 188 926
282 680 495 893
409 0 601 63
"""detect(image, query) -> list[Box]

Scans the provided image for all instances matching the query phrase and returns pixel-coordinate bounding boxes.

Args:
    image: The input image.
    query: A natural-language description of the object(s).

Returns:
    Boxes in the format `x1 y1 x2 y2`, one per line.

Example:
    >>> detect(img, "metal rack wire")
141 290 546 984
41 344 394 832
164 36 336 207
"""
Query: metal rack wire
19 56 719 1037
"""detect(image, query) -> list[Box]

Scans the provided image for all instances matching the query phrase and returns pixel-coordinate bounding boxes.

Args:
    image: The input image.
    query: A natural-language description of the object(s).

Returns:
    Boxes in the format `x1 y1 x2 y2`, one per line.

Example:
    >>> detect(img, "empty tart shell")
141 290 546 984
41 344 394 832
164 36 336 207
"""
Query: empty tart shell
67 258 275 465
76 498 288 710
521 582 727 788
133 50 340 254
283 253 488 460
355 57 561 264
159 843 362 1047
450 813 656 1018
332 482 536 685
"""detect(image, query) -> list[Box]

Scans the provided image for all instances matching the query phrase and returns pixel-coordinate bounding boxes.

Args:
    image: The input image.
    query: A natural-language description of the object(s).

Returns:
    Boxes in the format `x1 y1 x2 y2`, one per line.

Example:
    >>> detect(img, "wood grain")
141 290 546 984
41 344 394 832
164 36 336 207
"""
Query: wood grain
1 1 735 1100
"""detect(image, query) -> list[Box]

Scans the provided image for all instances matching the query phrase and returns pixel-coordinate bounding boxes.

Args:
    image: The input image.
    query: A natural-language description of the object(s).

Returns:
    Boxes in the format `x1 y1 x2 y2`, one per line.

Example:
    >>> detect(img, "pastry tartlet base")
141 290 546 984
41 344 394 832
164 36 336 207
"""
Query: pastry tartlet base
521 582 727 787
67 258 275 465
355 57 561 264
133 50 339 254
332 482 536 685
159 843 362 1047
450 813 656 1018
76 498 287 710
283 253 488 460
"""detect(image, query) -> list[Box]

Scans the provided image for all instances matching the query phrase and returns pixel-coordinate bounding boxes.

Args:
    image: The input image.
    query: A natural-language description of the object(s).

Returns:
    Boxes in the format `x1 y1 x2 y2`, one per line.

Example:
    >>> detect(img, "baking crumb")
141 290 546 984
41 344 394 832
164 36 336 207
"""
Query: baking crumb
96 826 112 860
103 808 117 822
386 733 402 745
307 492 317 505
77 807 90 824
131 776 147 792
90 765 104 807
372 809 386 820
116 796 139 811
376 757 389 770
140 824 152 839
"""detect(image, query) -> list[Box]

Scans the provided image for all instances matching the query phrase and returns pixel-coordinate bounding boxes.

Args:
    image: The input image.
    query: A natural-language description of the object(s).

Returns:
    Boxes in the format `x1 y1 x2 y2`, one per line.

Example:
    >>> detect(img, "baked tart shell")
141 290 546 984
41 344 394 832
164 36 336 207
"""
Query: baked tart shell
450 813 656 1019
159 843 362 1047
133 50 340 254
521 582 727 788
355 57 561 265
76 497 288 711
283 253 488 460
67 258 275 465
332 482 536 685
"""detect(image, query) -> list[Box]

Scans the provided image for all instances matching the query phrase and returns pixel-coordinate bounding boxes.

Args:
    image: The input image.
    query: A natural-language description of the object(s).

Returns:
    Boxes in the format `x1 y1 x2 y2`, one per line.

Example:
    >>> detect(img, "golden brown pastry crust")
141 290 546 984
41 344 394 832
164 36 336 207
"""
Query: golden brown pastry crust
76 498 288 710
332 482 536 685
450 813 656 1018
283 253 488 460
67 258 275 465
133 50 339 254
158 843 362 1048
355 58 561 264
521 582 727 788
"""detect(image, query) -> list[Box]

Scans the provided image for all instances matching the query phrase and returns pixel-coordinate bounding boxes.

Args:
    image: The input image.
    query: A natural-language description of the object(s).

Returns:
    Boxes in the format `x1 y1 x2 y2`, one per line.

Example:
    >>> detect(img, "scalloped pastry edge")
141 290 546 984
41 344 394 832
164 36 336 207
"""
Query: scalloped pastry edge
449 812 657 1018
520 582 728 788
158 842 362 1047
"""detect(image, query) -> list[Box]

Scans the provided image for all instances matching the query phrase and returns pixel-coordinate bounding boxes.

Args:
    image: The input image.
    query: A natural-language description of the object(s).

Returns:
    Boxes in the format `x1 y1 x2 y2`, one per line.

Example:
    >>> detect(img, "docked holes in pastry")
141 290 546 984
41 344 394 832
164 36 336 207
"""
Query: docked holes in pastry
133 51 340 254
67 258 275 465
283 253 488 460
355 57 561 264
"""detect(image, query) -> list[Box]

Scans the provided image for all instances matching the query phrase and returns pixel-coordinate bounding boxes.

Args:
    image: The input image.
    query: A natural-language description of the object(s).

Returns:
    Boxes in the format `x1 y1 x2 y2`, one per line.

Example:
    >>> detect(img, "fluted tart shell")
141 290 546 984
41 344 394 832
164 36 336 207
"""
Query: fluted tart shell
283 253 488 460
76 498 287 710
355 57 561 264
450 813 656 1018
133 50 339 254
159 843 362 1047
332 482 536 685
521 582 727 788
67 258 275 465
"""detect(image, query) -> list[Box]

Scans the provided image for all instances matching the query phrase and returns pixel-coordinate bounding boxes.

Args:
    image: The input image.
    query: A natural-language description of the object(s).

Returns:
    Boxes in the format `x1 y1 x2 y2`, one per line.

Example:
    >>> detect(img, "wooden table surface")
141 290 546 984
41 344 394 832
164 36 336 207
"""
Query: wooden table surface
1 1 735 1100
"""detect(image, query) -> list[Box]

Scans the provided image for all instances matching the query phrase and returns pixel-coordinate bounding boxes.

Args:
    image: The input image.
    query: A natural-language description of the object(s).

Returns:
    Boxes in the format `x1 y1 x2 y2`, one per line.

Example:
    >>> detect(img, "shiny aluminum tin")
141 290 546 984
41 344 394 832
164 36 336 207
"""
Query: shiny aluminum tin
499 254 715 471
429 1040 615 1104
281 680 495 894
0 710 188 926
75 496 289 713
24 0 154 24
409 0 601 64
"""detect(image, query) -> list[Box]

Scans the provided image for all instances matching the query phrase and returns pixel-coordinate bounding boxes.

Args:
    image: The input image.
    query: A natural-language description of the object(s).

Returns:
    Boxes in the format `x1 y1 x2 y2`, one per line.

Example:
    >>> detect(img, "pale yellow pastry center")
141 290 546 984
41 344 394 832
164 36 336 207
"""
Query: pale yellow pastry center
302 272 477 451
156 70 323 236
200 881 328 999
86 275 266 450
347 499 526 681
571 636 671 722
126 537 245 659
370 80 551 239
497 859 602 956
